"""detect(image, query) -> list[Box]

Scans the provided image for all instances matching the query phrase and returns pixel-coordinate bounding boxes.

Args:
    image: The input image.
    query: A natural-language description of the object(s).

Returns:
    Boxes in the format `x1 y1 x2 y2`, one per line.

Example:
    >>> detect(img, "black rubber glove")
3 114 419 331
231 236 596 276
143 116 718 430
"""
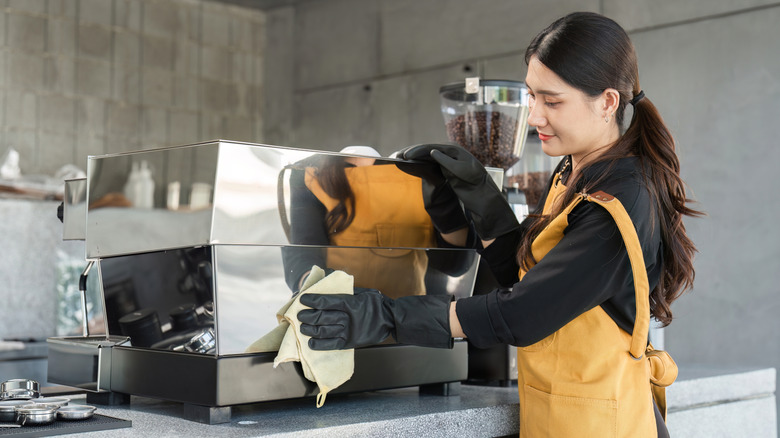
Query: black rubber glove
404 144 518 240
298 288 453 350
395 144 469 234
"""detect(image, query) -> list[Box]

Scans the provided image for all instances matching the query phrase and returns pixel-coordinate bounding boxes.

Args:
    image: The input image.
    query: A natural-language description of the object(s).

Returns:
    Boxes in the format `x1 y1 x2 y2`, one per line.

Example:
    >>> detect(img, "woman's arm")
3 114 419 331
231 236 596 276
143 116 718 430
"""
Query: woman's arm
455 203 643 348
438 227 469 247
449 301 466 338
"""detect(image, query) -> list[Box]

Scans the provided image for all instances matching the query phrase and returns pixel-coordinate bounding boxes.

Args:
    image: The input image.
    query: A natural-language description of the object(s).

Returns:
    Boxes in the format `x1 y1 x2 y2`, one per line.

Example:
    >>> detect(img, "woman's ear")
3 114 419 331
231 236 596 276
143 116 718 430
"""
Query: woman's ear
602 88 621 120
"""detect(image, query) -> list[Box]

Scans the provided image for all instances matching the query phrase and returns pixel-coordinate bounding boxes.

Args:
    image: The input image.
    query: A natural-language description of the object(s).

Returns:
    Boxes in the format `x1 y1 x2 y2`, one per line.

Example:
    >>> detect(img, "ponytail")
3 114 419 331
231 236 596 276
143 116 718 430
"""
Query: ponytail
625 92 703 325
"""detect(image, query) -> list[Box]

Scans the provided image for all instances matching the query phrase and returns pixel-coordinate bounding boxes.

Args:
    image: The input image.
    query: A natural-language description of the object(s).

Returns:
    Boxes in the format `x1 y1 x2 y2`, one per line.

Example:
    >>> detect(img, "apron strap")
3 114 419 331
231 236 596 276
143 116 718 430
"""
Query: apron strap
526 186 673 421
585 191 650 360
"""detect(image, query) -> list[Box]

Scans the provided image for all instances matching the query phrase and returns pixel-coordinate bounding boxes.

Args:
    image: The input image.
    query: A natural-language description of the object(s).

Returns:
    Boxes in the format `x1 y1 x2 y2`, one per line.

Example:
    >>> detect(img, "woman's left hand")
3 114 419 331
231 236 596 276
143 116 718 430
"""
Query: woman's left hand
298 288 394 350
298 288 454 350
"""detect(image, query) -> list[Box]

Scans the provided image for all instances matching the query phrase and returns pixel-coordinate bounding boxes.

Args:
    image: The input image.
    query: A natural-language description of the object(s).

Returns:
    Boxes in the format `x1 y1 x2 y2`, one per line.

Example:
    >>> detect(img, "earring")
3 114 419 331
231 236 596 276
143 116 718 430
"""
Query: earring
605 115 610 123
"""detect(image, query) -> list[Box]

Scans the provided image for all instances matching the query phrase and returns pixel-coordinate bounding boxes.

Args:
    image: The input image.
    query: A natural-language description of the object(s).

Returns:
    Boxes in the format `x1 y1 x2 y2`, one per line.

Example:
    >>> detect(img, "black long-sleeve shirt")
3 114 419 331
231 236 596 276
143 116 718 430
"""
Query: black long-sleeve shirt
457 156 663 348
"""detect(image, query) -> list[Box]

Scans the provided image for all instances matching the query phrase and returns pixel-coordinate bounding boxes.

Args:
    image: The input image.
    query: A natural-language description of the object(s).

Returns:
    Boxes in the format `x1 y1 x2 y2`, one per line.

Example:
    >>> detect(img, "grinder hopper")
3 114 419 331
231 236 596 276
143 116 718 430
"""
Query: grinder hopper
440 77 530 170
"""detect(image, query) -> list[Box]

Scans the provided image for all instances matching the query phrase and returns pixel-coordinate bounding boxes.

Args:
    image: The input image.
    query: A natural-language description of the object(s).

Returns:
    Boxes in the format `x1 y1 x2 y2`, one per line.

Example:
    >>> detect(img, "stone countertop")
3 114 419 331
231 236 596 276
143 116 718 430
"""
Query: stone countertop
55 385 520 438
42 366 775 438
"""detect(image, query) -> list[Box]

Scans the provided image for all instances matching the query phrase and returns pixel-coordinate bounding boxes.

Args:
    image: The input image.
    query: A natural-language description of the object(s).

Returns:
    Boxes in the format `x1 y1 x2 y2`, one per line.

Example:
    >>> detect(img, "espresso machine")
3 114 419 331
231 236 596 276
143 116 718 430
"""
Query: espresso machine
48 140 480 423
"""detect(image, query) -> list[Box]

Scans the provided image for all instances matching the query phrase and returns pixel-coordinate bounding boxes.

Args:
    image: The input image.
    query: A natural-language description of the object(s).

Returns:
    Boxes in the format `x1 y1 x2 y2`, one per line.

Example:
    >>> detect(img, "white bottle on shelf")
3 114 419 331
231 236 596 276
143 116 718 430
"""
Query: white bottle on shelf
123 161 140 206
136 160 155 209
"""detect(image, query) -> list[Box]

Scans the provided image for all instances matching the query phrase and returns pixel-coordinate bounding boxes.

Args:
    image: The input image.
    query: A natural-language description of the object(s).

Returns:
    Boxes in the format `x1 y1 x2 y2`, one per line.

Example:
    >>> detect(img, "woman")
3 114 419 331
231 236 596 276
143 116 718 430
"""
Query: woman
297 12 700 437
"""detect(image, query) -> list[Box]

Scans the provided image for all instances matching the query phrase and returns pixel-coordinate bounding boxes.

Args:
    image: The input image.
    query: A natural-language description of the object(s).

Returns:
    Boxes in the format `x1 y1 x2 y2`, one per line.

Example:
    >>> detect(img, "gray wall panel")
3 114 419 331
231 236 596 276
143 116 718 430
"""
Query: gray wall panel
401 64 468 149
379 0 599 77
604 0 779 30
262 6 294 146
370 64 466 155
294 82 377 151
294 0 380 90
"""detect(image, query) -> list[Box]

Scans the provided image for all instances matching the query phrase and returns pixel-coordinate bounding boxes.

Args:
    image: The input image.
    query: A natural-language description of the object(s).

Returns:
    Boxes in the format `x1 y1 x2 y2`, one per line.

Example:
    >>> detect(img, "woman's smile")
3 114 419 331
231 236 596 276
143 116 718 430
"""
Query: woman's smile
538 132 555 142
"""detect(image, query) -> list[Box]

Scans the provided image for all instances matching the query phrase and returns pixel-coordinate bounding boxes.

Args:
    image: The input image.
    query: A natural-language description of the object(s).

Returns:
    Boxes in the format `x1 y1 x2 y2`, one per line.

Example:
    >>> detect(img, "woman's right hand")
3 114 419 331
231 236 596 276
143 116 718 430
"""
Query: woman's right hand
395 144 469 235
401 144 519 240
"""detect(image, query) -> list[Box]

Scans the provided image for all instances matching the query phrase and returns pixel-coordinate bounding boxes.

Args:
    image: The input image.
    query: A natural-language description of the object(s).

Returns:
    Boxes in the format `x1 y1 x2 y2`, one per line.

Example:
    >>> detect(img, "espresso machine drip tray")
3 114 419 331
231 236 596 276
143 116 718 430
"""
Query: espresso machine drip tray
50 140 480 423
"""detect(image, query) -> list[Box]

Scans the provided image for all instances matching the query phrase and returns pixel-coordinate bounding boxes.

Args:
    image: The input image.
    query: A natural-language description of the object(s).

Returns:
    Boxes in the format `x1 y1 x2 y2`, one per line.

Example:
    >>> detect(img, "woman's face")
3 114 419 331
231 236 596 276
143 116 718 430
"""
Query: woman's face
525 56 619 168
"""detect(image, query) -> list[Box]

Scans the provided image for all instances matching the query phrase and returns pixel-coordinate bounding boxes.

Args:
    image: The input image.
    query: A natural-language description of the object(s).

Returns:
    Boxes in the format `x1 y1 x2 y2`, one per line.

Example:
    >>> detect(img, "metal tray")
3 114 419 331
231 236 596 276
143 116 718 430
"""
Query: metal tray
14 406 57 426
57 406 96 421
0 413 130 437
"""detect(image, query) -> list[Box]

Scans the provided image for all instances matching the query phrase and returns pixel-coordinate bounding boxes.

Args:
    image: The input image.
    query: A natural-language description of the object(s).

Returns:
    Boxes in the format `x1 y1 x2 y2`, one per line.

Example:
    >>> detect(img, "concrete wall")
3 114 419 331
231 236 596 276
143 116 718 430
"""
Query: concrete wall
261 0 780 424
0 0 265 176
0 199 83 339
0 0 266 338
625 0 780 389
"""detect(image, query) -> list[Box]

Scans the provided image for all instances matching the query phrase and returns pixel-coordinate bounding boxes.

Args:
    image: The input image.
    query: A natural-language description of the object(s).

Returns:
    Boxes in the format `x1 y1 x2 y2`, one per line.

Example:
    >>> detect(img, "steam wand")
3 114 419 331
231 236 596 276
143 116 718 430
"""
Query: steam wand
78 261 94 337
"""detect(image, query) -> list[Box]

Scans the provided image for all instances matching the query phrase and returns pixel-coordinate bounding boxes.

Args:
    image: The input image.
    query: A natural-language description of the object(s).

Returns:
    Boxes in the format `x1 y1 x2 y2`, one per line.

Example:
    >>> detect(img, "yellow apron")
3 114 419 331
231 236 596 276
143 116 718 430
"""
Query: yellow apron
517 171 677 438
305 165 435 298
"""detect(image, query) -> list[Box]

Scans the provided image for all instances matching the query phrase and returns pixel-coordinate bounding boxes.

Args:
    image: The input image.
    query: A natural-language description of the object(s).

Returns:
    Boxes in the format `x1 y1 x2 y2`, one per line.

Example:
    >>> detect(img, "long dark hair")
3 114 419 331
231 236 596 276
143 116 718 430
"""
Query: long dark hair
316 155 355 234
518 12 702 326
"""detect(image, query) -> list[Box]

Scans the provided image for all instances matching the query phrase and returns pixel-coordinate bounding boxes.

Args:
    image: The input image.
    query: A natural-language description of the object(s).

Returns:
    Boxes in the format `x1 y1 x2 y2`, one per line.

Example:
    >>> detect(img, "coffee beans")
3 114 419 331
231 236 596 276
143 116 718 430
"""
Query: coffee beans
445 110 520 170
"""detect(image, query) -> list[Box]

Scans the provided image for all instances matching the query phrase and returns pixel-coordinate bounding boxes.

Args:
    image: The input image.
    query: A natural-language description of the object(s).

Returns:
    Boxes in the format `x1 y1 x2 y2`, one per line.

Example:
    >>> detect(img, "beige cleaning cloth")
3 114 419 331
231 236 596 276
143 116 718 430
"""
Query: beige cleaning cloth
245 266 355 407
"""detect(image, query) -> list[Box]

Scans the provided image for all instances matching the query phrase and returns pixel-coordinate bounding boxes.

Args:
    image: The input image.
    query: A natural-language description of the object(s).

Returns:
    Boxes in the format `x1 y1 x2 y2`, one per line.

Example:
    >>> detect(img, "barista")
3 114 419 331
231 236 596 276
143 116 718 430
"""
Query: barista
296 12 701 438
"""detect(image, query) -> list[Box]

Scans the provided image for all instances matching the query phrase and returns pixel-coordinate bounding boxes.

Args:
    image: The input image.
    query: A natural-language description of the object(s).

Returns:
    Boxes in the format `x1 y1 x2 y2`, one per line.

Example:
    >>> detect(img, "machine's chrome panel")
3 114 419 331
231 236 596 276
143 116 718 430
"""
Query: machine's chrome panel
96 244 478 356
86 140 418 258
97 247 215 354
86 141 221 258
46 336 128 392
214 245 478 355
